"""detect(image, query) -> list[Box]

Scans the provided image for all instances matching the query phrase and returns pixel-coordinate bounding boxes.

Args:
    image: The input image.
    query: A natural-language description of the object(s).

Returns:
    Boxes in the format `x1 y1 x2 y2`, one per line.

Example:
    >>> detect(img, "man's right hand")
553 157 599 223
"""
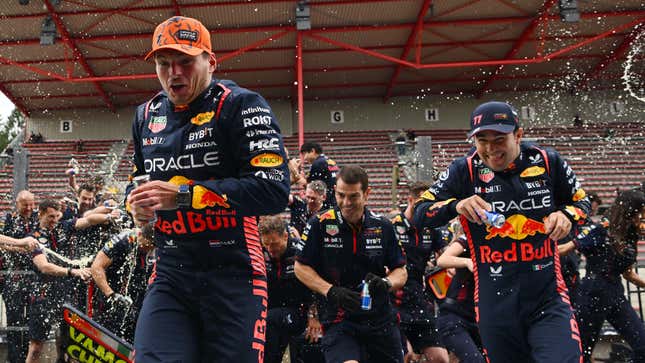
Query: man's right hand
456 195 491 224
326 286 361 312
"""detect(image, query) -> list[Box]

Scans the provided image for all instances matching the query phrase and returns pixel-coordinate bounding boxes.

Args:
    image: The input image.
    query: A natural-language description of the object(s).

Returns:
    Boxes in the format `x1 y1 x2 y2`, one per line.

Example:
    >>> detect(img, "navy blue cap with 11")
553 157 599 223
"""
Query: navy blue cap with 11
468 101 519 138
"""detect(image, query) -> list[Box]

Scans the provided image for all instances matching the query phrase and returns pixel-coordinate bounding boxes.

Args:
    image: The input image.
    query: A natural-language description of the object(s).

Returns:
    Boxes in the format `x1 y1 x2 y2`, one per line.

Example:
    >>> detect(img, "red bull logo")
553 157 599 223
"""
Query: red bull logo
319 209 336 222
192 185 230 209
480 240 554 264
484 214 545 240
155 210 237 235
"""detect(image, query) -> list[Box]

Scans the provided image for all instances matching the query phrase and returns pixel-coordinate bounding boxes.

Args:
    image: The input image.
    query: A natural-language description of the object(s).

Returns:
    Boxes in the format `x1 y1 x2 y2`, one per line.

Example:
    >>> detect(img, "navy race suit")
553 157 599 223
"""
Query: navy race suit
436 236 485 363
264 236 313 363
307 154 339 208
2 210 38 363
573 221 645 363
296 207 406 325
390 212 447 352
289 194 311 235
414 142 589 363
131 78 290 362
296 207 407 363
94 230 153 343
28 221 76 342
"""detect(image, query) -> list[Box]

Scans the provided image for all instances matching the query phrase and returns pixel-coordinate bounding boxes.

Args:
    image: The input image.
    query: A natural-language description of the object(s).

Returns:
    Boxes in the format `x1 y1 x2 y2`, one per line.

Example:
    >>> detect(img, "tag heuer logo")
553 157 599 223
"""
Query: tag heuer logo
478 168 494 183
326 225 339 236
148 116 167 133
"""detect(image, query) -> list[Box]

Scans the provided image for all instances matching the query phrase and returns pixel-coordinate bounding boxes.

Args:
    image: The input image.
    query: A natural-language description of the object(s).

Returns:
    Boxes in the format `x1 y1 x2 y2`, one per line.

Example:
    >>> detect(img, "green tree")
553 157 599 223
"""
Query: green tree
0 108 24 152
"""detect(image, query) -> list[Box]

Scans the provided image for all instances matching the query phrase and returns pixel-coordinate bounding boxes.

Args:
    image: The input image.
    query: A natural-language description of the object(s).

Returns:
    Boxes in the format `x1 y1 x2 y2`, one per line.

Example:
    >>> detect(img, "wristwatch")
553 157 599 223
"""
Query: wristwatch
176 184 191 208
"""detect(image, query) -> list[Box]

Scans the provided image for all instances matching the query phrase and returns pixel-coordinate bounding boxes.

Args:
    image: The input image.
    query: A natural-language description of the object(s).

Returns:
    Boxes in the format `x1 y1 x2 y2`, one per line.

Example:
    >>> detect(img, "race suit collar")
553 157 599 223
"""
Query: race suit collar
169 78 217 113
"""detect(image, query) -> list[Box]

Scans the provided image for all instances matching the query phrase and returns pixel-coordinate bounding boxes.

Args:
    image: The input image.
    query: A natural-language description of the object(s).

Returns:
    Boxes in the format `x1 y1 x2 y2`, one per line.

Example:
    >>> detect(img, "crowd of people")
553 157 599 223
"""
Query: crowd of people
0 186 151 363
0 14 643 363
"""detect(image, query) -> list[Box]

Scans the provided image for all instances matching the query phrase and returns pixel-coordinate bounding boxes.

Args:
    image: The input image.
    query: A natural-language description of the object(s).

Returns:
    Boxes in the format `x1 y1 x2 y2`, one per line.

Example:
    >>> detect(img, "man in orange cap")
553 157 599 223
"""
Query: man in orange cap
127 16 290 362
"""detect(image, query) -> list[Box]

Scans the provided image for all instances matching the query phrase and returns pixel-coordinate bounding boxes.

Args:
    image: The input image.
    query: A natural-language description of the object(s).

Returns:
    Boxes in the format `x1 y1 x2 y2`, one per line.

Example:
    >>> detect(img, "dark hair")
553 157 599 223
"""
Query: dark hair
259 215 287 235
337 165 369 192
588 192 602 205
78 183 96 195
39 199 60 212
408 181 430 199
300 141 322 154
608 190 645 243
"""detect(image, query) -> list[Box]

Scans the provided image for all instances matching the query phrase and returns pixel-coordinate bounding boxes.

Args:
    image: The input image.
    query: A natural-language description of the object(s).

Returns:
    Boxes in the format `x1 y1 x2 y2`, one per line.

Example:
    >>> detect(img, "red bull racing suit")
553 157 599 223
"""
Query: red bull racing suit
414 142 589 363
131 79 290 362
295 207 407 363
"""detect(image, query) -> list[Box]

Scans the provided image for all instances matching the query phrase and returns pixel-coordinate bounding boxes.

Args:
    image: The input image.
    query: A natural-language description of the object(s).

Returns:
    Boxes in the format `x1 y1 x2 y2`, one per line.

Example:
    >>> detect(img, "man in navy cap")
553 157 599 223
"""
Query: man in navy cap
414 101 589 362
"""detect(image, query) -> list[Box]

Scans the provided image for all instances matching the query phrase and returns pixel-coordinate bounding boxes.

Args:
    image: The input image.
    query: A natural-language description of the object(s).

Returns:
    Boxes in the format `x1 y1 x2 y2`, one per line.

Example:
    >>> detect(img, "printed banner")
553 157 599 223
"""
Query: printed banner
59 304 133 363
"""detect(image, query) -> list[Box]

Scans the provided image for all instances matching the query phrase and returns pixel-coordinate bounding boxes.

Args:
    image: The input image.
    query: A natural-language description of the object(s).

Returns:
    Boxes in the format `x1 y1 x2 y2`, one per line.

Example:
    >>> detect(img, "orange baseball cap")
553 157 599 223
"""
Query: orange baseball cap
145 16 213 60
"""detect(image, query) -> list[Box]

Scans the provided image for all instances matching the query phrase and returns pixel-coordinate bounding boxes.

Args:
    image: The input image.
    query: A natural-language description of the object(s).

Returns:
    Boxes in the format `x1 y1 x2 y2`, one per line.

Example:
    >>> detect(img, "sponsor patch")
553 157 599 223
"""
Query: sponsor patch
572 188 586 202
192 186 230 209
528 154 542 164
420 190 435 201
326 224 339 236
478 168 494 183
148 116 167 133
396 226 407 235
319 209 336 222
143 136 165 146
250 153 283 167
520 166 545 178
249 138 280 152
493 113 508 120
191 111 214 126
254 169 285 182
489 265 503 277
177 29 198 41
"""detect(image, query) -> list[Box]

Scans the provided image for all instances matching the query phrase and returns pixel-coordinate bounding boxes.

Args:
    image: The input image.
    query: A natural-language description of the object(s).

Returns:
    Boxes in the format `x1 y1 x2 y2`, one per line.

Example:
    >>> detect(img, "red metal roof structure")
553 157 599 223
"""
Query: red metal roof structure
0 0 642 118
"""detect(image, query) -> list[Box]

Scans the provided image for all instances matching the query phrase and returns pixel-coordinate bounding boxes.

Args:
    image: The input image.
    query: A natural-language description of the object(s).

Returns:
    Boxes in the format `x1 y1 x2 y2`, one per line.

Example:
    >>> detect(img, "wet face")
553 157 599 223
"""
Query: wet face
335 178 369 225
305 186 325 213
39 207 60 230
261 231 288 259
78 190 95 212
16 195 35 218
474 129 523 172
154 50 215 105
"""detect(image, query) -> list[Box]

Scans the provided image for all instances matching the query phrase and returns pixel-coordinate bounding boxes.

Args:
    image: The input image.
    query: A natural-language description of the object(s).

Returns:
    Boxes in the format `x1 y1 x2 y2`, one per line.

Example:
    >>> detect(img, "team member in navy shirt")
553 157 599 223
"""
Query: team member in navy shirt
260 215 313 363
27 199 97 363
127 16 289 362
564 190 645 363
415 101 589 362
295 165 407 363
300 141 339 208
391 181 449 363
90 225 155 343
290 180 327 235
2 190 39 363
436 231 485 363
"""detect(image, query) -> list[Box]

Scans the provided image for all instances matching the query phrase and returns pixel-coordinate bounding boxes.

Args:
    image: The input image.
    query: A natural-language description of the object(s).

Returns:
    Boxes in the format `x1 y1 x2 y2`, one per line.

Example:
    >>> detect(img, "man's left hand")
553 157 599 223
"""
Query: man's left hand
544 211 572 241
